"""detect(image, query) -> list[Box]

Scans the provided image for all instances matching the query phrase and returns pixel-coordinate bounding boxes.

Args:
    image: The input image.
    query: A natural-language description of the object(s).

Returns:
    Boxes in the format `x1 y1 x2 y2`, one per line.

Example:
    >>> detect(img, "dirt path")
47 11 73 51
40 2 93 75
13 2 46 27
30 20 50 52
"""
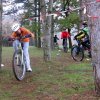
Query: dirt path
1 51 98 100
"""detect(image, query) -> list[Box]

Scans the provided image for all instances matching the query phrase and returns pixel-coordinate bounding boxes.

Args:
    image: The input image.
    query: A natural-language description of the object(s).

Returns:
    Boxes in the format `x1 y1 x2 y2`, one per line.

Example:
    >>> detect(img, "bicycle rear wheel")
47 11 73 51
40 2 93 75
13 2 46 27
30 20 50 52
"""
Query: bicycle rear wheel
12 50 26 81
71 45 84 61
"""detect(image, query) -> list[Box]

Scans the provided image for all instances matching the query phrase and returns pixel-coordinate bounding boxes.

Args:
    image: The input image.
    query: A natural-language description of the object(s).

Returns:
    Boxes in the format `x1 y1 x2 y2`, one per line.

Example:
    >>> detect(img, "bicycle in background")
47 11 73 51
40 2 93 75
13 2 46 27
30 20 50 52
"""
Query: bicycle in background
71 37 91 61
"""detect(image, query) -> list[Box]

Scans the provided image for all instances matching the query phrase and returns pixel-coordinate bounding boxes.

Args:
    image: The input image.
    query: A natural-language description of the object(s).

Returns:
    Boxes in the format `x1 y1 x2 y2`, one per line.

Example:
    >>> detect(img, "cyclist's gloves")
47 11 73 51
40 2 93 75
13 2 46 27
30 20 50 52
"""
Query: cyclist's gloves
8 37 15 41
21 34 31 39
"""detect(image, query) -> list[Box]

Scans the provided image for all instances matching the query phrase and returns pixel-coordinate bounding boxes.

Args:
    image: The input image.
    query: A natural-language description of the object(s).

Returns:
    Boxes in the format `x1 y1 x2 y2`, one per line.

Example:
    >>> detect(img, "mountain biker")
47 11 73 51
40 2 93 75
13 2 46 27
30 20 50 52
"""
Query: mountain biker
10 23 35 72
74 29 91 58
61 27 70 52
82 21 91 57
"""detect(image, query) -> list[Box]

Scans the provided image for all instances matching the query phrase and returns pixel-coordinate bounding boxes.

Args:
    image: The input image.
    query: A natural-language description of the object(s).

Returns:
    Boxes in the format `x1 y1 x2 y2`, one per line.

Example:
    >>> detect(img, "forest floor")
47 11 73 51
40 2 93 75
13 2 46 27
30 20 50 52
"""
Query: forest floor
0 47 99 100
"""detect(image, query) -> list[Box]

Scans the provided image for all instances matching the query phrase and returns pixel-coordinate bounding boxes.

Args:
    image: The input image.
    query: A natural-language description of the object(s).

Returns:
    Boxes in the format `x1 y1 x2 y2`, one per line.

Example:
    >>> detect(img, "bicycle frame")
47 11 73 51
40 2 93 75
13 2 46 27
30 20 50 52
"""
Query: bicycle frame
16 43 24 66
11 34 32 81
71 38 91 61
76 38 90 50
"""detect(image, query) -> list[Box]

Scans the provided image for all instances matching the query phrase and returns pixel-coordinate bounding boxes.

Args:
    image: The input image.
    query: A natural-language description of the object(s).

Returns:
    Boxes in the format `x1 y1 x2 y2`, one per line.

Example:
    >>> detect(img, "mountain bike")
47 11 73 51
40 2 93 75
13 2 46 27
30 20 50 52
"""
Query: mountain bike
71 44 84 61
11 34 31 81
71 38 91 61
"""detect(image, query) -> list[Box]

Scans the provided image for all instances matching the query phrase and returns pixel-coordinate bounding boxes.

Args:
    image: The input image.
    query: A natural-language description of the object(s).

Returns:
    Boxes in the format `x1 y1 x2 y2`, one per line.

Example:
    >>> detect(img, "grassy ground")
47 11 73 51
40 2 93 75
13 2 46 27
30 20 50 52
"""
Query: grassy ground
0 47 98 100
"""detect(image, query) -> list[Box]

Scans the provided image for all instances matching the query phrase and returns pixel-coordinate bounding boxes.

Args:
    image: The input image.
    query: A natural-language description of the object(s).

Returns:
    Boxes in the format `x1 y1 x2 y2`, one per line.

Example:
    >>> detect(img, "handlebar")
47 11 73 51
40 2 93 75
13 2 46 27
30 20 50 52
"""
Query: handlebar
8 34 32 41
21 34 31 39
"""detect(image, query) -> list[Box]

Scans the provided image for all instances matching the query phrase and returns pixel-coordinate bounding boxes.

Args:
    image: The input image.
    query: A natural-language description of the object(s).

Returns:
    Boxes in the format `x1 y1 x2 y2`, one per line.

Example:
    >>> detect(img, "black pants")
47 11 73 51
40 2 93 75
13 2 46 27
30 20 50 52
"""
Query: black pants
81 39 90 50
63 38 67 47
81 40 91 58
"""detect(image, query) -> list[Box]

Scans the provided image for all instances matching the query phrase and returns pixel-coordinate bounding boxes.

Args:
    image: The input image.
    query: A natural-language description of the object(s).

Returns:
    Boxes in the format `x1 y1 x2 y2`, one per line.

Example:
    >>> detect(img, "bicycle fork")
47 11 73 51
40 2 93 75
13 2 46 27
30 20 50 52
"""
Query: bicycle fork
16 50 24 66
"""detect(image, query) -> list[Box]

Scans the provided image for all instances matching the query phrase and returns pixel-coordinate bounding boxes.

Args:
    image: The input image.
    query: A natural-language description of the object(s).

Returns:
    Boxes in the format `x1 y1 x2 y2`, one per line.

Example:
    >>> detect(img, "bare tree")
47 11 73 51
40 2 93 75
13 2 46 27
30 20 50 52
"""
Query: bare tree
0 0 2 68
87 0 100 95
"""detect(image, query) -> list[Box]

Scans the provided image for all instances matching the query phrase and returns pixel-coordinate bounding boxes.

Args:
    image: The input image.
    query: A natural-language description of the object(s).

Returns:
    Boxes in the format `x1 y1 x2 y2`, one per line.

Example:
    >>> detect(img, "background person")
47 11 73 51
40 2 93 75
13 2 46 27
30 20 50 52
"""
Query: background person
53 35 59 47
61 28 70 52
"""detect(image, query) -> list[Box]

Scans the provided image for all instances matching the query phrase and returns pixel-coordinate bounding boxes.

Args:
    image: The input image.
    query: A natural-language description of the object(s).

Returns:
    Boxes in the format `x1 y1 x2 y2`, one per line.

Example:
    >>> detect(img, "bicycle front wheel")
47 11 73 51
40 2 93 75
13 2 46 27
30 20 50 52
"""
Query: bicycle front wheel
71 45 84 61
12 50 26 81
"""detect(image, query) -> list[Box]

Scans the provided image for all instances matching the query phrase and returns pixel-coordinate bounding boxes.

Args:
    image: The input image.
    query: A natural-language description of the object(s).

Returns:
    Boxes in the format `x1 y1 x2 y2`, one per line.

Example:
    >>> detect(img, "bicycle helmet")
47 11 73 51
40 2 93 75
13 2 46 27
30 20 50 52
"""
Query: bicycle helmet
11 23 20 32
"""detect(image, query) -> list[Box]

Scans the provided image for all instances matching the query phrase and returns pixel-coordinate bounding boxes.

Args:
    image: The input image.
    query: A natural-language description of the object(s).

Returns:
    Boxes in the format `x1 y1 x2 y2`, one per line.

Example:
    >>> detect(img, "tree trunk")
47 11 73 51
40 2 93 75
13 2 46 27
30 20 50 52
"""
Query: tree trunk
49 0 54 50
51 16 54 50
34 0 38 47
0 0 2 68
40 0 51 61
68 28 72 48
37 0 41 48
34 0 41 48
62 0 72 48
87 0 100 95
79 0 83 23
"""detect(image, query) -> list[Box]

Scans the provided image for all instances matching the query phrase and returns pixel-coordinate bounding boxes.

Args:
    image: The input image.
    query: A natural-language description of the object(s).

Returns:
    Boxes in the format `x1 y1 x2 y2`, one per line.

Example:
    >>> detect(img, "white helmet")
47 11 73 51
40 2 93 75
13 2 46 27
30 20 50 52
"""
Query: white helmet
11 23 20 32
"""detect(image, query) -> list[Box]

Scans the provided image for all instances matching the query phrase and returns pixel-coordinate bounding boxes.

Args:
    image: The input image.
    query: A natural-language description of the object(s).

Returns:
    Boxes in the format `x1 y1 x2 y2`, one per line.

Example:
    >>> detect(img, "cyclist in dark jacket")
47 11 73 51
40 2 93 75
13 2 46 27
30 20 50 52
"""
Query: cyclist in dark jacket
74 29 91 57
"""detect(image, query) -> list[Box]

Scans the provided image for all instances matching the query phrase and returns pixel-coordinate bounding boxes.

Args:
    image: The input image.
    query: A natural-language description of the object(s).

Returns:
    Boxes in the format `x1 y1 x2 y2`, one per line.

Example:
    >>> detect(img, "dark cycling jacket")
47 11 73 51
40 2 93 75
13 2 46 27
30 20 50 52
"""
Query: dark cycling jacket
74 30 89 41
